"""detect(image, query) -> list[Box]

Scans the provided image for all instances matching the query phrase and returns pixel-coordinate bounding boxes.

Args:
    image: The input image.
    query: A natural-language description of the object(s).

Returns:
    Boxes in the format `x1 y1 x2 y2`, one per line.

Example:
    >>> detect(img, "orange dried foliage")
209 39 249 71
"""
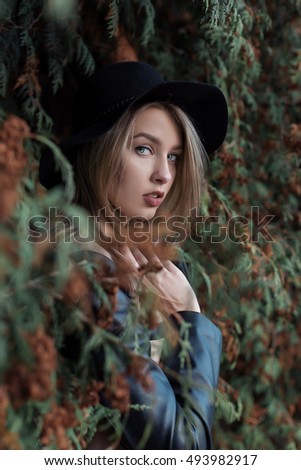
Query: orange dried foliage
0 386 9 428
5 327 57 408
0 426 22 450
89 258 120 328
62 268 92 315
95 276 119 328
215 309 240 364
262 243 273 257
103 355 153 414
127 354 153 393
105 0 138 63
103 371 130 414
0 386 22 449
41 402 79 450
14 57 41 96
76 380 104 408
283 123 301 153
275 331 301 370
0 115 31 219
218 377 240 401
114 29 138 62
246 403 267 426
287 174 301 196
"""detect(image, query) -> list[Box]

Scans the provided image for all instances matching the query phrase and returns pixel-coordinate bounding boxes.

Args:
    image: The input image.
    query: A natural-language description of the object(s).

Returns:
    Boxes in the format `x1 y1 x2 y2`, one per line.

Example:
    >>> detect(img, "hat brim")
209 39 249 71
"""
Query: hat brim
60 80 227 155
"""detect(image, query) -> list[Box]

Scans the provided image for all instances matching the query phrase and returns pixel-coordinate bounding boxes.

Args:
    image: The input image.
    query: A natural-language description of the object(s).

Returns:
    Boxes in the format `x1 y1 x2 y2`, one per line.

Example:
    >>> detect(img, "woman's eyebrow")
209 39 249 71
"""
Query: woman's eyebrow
133 132 183 149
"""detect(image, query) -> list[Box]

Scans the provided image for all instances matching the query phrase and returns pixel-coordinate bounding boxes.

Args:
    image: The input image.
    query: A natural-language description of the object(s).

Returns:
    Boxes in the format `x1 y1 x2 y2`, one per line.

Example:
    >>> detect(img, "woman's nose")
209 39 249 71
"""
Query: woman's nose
150 156 173 185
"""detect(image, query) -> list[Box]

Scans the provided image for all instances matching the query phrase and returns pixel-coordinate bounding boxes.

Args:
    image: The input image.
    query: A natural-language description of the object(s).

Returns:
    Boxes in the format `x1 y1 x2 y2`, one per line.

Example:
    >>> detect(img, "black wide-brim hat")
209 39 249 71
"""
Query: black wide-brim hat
39 61 228 189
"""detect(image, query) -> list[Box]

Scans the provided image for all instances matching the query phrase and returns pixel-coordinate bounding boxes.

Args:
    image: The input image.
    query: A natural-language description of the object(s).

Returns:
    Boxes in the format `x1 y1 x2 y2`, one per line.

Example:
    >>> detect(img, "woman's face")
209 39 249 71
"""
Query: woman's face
111 107 183 220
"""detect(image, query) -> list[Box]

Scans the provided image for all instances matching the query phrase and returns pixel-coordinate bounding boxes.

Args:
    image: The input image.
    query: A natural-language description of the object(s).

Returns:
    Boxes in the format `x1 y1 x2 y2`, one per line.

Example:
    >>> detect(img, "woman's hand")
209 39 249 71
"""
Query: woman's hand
112 244 201 314
141 258 201 314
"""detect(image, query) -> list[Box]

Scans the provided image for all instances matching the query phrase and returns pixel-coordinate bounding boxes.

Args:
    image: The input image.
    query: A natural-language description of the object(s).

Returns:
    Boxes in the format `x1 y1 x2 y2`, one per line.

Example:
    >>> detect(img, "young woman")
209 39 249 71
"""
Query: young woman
39 61 228 450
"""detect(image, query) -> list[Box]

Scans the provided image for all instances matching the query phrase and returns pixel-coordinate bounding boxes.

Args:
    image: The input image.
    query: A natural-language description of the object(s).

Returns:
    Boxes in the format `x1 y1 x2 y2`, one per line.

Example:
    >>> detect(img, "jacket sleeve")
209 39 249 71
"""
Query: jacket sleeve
115 310 222 450
91 254 222 449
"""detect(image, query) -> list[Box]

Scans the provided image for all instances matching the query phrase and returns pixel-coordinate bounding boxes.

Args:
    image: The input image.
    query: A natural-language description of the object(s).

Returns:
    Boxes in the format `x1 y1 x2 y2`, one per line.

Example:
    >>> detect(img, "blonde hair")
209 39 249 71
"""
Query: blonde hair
74 102 208 240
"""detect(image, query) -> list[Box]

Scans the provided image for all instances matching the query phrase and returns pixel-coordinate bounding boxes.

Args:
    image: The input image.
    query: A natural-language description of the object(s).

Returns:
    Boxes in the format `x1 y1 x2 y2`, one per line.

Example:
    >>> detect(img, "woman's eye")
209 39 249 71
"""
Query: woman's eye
167 154 179 163
135 146 152 156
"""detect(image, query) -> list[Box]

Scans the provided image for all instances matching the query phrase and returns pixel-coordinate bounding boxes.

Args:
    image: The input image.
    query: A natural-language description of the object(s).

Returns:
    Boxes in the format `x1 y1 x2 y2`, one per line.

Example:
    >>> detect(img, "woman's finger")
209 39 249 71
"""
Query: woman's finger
131 246 163 275
131 246 148 266
162 259 175 272
111 244 140 271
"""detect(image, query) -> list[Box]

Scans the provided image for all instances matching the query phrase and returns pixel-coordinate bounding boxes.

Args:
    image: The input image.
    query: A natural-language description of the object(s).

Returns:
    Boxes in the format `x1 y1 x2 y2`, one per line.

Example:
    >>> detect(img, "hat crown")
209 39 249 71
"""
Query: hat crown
73 62 164 134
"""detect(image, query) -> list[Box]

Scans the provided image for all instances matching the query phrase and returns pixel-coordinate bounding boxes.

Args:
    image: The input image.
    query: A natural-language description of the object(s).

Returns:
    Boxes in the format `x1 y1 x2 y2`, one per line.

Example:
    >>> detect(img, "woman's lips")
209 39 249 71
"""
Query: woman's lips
143 192 164 207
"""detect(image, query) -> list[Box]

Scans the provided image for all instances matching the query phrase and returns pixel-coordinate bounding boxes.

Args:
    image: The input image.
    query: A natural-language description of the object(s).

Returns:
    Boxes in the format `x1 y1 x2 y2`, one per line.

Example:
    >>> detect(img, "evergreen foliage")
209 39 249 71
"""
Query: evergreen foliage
0 0 301 449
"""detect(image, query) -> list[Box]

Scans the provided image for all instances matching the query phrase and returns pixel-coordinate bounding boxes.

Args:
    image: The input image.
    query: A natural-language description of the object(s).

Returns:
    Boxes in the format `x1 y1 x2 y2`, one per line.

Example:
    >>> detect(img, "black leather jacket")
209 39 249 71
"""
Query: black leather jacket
91 255 222 450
